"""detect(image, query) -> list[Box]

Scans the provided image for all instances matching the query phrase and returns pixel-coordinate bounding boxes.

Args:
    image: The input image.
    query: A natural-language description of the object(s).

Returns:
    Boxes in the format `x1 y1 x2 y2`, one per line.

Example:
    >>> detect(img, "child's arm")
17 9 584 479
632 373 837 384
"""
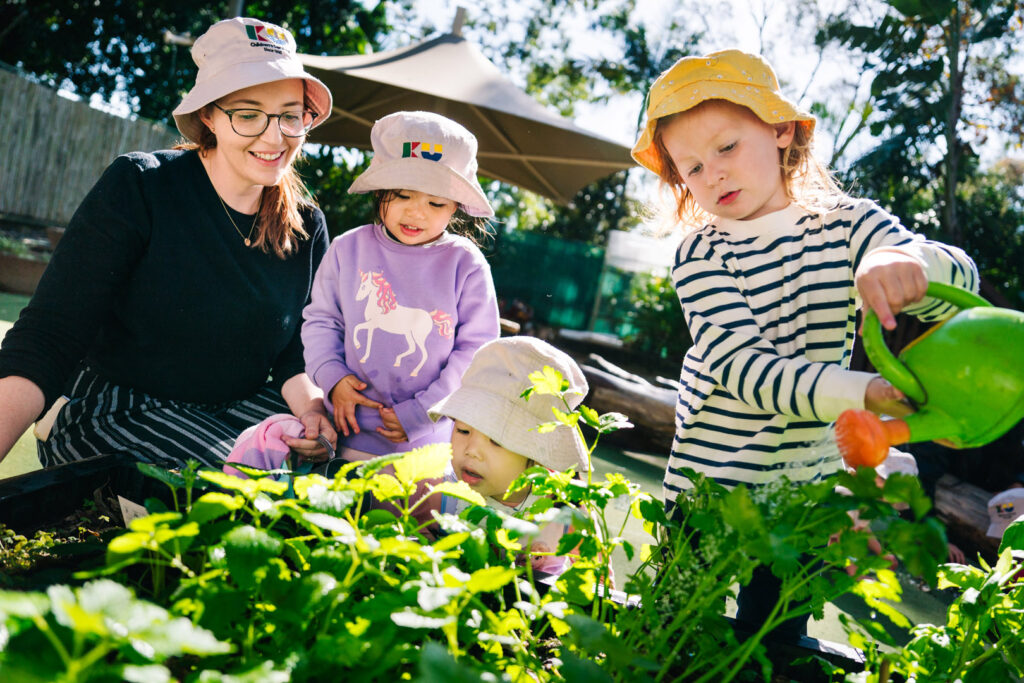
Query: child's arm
389 257 500 442
851 201 978 329
675 239 875 422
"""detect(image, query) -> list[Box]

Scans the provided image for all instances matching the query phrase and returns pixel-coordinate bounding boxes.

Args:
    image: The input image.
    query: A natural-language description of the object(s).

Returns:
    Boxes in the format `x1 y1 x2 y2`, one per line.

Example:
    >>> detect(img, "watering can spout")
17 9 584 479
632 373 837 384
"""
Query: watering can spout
836 282 1024 470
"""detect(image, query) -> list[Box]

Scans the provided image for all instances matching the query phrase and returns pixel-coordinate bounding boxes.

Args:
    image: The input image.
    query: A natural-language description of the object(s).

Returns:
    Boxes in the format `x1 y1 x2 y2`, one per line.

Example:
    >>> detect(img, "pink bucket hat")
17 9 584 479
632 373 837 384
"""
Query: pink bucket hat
172 17 332 143
428 336 589 471
348 111 494 218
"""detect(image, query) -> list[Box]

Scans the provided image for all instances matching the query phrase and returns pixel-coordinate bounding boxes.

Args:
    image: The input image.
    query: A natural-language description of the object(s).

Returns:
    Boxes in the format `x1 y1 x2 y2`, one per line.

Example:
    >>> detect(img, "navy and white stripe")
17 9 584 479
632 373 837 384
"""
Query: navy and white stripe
664 199 978 503
39 367 291 469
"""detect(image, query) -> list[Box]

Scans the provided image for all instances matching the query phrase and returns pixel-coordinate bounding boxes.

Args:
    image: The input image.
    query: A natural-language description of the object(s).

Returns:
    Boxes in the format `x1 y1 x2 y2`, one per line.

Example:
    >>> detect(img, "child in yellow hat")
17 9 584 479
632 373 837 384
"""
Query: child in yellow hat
632 49 978 638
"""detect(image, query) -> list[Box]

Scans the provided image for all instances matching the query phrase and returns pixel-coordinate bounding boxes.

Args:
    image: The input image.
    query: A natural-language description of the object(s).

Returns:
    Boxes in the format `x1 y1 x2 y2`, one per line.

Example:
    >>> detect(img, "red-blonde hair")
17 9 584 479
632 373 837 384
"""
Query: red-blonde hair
651 100 845 232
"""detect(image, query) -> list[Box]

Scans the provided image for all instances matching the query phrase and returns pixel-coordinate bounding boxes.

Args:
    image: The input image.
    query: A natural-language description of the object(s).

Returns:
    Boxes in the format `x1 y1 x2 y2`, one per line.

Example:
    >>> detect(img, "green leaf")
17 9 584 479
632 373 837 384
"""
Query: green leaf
199 470 288 497
394 443 452 484
0 590 49 618
391 610 455 629
429 480 486 506
137 462 187 490
999 518 1024 553
528 365 567 396
465 566 517 594
188 492 244 525
579 404 601 428
222 525 283 587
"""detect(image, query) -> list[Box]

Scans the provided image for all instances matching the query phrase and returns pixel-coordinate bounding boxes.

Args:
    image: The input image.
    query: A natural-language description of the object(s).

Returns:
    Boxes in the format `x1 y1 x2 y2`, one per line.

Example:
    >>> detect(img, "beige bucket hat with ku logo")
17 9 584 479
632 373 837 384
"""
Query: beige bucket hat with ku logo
348 110 494 218
631 48 815 176
172 17 332 143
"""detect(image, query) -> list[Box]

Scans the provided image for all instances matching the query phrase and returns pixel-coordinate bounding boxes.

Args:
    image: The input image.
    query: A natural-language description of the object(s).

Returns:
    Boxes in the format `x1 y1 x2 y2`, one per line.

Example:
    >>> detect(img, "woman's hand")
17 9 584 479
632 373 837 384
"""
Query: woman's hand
330 375 382 436
283 410 337 463
855 250 929 330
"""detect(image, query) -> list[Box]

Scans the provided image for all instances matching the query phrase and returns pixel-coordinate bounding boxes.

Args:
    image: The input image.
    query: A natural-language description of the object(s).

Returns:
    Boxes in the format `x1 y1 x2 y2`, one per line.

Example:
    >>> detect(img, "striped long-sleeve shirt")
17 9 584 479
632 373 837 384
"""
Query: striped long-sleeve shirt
664 199 978 503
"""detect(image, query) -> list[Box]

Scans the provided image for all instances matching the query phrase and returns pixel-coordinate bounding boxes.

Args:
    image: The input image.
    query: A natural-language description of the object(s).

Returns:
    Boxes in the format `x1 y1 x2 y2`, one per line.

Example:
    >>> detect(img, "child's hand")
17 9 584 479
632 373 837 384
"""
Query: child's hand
855 250 929 330
377 407 408 443
329 375 382 437
864 376 914 418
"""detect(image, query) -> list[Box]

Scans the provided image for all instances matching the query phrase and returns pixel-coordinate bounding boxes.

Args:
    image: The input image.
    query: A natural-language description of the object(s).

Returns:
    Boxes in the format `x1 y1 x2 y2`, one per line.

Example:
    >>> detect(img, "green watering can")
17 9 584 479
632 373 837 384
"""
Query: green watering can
835 282 1024 469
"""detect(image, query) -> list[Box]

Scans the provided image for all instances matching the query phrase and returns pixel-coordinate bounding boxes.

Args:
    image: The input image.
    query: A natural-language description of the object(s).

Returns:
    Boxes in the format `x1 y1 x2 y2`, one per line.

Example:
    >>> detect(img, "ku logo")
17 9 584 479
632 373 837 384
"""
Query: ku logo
402 142 443 162
245 23 289 46
997 502 1017 514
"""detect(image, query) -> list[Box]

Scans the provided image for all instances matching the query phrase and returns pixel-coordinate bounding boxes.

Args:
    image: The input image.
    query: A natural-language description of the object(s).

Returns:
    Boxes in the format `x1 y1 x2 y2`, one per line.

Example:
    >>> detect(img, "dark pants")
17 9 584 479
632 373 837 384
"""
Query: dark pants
734 563 813 642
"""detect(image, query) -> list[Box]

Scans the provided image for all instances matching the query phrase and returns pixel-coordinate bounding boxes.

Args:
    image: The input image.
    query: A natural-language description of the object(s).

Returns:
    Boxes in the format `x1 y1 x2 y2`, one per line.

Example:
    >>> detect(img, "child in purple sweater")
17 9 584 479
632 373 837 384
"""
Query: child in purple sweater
301 111 500 460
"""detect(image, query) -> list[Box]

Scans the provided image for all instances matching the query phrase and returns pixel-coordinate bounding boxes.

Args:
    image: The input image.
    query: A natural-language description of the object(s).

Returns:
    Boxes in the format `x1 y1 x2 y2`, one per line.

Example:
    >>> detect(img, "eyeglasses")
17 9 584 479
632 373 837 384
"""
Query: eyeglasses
212 103 317 138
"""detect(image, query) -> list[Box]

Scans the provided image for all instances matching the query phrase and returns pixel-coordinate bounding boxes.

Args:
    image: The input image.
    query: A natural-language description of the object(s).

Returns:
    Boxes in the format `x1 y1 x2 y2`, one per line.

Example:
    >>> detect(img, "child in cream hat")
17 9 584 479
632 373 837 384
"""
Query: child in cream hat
425 336 591 575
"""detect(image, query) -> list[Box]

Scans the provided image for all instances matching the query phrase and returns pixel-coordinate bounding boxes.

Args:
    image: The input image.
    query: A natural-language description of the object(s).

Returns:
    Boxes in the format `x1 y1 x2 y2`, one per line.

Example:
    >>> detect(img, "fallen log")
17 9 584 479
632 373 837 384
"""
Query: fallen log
580 361 676 453
933 473 1000 561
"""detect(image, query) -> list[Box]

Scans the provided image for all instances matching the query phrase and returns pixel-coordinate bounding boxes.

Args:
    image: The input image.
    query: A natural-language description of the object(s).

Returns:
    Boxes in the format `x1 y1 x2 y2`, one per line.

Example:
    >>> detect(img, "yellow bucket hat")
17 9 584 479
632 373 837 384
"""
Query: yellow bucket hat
631 49 815 176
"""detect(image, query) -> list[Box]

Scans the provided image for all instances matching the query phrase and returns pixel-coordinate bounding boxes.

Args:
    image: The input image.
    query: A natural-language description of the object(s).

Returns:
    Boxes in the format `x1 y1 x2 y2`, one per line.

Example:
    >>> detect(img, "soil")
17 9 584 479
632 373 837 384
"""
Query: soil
0 484 126 590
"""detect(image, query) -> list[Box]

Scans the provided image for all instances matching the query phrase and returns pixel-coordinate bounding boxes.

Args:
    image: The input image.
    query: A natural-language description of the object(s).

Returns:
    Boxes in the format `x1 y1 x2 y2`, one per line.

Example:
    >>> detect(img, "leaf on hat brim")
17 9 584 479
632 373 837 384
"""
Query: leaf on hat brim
528 366 567 396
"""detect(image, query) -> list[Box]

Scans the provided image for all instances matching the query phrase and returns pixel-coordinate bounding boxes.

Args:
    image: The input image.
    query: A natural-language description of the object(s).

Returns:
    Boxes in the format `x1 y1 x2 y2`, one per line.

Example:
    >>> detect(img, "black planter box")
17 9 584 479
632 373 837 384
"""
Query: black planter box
0 455 173 534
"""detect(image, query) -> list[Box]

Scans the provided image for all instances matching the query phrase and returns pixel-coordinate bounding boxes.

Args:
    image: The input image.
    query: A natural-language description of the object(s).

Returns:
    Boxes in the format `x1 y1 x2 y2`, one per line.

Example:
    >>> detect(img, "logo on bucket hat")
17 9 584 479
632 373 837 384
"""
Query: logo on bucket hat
245 22 290 47
403 142 443 162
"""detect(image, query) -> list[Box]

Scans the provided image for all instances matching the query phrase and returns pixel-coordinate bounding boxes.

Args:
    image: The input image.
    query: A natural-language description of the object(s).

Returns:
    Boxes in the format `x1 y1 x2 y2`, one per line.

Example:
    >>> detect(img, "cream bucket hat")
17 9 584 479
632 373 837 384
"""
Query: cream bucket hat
429 336 590 471
172 17 332 143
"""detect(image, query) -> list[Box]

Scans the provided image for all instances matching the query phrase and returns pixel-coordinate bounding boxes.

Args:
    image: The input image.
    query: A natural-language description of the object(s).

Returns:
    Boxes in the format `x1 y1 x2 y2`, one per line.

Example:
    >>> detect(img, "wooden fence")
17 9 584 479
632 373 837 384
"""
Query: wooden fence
0 67 178 228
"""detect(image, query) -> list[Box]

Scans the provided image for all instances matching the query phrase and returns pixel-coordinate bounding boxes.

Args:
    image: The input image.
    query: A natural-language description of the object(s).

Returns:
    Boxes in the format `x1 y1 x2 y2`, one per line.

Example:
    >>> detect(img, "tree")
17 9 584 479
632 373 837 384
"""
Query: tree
0 1 397 126
819 0 1024 246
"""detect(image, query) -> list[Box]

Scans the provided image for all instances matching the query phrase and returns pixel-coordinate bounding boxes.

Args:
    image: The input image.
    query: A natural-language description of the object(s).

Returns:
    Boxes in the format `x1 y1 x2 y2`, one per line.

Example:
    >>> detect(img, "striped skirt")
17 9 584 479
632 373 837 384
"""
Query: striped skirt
38 367 291 470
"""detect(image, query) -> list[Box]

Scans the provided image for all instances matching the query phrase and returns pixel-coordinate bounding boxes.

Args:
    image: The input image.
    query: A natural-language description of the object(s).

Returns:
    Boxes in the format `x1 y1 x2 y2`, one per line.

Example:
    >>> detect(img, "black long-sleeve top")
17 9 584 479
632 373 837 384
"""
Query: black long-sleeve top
0 149 329 412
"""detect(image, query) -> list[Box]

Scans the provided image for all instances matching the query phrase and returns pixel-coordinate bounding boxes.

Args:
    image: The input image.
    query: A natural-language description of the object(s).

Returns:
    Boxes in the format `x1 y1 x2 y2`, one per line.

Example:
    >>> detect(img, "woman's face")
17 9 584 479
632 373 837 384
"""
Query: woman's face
200 78 306 195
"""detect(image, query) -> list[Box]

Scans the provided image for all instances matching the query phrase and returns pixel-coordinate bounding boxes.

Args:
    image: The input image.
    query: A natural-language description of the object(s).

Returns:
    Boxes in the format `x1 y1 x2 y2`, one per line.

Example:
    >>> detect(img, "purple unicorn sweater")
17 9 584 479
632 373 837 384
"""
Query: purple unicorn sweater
302 224 500 455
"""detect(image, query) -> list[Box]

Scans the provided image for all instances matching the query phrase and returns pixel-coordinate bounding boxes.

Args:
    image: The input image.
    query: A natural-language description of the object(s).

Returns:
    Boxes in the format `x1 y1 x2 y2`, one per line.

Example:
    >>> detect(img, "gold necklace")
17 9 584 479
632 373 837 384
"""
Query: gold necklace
217 191 262 247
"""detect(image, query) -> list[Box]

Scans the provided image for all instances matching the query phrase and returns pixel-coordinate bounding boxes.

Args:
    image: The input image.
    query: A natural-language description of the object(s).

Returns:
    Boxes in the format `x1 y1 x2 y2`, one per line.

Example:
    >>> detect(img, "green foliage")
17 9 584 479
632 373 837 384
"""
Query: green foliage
0 0 396 127
621 269 691 360
5 366 1006 681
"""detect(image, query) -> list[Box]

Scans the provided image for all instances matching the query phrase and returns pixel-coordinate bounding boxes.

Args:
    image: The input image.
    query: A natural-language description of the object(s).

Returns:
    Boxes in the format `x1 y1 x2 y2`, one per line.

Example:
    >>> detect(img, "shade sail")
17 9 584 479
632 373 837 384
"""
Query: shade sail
300 33 635 203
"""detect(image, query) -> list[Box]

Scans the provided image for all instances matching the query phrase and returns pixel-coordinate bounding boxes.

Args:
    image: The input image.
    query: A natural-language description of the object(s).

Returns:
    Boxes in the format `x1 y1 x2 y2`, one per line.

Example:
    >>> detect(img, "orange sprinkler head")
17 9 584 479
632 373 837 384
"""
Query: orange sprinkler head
835 410 912 469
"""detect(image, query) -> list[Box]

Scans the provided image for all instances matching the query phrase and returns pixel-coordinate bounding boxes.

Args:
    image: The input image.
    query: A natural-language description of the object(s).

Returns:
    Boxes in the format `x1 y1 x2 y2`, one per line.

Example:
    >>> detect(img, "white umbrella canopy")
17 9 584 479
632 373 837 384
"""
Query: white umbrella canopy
300 32 635 203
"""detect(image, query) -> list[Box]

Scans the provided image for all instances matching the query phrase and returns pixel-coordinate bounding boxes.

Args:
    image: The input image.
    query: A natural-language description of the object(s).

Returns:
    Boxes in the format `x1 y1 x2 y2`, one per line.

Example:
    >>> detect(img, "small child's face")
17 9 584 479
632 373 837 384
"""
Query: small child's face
451 420 531 504
381 189 457 245
659 100 795 222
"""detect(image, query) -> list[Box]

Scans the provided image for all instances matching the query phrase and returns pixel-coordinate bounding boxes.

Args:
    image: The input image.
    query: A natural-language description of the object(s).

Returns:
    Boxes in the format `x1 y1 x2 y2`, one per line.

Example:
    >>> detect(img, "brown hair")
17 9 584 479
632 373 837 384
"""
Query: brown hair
372 189 493 245
176 100 316 259
651 100 845 232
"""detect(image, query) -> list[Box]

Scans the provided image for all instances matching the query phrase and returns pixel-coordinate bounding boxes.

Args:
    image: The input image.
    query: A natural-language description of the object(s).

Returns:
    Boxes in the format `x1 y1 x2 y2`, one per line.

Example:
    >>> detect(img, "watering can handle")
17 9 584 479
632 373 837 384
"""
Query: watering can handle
862 282 991 405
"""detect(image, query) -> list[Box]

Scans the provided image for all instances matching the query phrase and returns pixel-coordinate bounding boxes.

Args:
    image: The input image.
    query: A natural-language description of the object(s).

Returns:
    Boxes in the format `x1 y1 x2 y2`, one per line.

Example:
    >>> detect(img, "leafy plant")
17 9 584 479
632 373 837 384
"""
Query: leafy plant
0 366 1010 682
851 519 1024 682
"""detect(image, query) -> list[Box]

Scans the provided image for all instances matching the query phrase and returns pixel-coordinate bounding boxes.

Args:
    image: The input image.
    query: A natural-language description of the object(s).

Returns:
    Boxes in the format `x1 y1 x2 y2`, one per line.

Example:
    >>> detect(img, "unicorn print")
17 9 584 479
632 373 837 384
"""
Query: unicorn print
352 270 454 377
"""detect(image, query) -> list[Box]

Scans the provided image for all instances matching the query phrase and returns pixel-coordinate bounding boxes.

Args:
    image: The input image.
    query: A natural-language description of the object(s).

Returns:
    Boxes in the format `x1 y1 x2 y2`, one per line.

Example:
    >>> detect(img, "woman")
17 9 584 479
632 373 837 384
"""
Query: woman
0 17 337 468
